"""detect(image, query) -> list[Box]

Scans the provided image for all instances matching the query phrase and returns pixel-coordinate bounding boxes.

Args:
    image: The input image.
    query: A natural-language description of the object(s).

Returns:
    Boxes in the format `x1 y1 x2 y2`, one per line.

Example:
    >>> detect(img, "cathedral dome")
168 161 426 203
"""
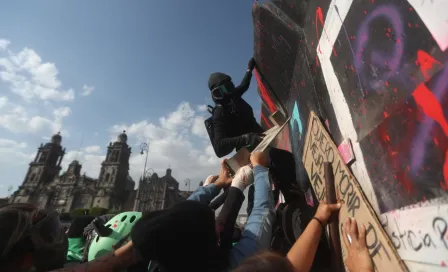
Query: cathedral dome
117 130 128 143
70 160 80 165
51 132 62 145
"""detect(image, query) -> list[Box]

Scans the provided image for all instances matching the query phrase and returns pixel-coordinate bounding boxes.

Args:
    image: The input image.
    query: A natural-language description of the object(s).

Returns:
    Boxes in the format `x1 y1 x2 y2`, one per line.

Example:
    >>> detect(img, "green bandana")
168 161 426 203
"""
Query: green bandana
66 238 85 262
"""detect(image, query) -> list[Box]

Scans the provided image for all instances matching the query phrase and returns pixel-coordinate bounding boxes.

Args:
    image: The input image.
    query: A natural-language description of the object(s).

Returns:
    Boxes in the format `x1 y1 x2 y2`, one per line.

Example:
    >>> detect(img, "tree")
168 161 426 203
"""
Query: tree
107 209 121 216
89 207 109 217
59 212 72 221
71 208 89 218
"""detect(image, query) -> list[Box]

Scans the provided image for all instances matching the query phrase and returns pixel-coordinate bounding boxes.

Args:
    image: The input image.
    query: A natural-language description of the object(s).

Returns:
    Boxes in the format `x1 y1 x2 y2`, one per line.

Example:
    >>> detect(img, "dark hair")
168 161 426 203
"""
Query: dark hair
0 203 68 272
132 201 220 272
233 251 294 272
0 204 42 268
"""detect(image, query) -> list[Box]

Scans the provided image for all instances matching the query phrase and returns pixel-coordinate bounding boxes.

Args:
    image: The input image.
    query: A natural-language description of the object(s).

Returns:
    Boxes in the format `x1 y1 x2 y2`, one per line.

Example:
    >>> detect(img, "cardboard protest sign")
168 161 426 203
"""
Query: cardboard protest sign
302 111 407 272
226 114 290 175
225 147 251 176
269 110 288 127
252 117 291 153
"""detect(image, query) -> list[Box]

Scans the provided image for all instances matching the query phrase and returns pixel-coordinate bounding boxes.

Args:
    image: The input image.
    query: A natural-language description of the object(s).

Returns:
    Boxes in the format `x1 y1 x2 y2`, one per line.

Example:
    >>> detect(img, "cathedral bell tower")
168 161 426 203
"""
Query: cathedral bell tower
25 132 65 186
94 131 131 209
10 132 65 205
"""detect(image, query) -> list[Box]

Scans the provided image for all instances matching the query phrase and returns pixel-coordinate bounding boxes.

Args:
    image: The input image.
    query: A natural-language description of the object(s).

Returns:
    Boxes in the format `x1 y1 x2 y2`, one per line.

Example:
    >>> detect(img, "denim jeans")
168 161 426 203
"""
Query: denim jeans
188 165 275 270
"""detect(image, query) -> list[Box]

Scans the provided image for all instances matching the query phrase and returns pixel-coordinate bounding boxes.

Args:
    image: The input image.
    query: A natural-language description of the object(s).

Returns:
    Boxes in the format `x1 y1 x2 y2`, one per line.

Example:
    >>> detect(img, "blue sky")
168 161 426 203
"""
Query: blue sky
0 0 261 197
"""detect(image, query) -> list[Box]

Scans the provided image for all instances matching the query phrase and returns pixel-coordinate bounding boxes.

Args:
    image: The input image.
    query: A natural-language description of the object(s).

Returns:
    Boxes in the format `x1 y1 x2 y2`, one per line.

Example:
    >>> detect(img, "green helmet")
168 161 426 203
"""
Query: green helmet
88 211 142 261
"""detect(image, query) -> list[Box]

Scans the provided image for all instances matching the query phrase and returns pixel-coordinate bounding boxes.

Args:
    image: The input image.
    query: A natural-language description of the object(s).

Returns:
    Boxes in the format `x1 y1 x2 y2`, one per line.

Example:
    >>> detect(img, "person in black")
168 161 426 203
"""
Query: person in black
208 57 265 216
208 57 264 158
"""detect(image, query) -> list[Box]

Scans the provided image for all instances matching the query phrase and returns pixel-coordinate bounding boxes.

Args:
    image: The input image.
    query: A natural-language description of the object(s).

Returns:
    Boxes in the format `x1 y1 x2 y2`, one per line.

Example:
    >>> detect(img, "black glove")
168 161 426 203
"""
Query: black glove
242 133 263 148
248 57 256 71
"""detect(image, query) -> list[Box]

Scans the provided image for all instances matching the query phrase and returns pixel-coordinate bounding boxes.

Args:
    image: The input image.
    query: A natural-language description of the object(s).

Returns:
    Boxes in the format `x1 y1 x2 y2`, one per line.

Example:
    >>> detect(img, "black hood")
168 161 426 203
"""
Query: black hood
131 201 220 271
66 215 95 238
208 72 232 90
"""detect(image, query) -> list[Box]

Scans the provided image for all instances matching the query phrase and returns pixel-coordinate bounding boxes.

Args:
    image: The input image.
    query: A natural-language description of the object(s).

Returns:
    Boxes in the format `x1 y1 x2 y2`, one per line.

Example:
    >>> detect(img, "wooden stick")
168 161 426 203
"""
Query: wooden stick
324 162 343 272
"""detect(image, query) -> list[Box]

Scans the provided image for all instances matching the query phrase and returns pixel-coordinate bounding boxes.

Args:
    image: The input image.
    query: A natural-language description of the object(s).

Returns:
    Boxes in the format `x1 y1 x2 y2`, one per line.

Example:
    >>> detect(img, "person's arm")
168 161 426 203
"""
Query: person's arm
216 187 245 253
232 70 253 97
212 107 247 158
209 189 228 210
229 165 275 268
286 202 342 272
189 160 234 205
343 218 374 272
233 57 256 97
286 219 322 272
187 184 221 205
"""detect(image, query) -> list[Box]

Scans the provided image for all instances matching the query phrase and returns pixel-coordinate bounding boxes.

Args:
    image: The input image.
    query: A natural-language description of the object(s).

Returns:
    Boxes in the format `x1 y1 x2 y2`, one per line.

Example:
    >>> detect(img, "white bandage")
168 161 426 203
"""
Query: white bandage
203 175 216 186
231 165 254 191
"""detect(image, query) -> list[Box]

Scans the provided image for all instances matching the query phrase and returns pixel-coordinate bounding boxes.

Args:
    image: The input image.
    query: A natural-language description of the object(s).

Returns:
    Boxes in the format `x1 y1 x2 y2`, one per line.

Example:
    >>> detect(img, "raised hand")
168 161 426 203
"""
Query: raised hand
342 218 374 272
214 160 233 189
248 57 256 71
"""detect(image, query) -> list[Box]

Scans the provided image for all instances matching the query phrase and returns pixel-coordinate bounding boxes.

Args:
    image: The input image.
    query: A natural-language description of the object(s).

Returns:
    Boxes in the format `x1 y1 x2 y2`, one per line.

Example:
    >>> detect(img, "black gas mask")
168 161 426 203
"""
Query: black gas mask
208 72 236 104
210 80 235 102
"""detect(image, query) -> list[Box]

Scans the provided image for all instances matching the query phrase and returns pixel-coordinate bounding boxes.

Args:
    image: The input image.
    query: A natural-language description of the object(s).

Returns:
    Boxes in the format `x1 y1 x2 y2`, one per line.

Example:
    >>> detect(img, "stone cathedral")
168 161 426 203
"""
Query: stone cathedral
9 131 136 212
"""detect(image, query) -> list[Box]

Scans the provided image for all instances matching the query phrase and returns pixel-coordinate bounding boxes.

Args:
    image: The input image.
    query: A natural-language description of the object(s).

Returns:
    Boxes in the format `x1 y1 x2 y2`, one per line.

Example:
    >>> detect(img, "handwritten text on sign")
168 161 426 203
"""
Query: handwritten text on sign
381 204 448 266
302 112 407 272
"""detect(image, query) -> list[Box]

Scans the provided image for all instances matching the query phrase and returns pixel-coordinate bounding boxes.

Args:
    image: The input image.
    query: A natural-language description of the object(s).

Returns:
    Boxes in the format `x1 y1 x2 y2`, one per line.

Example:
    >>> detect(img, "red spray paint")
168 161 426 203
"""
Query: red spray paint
254 69 277 113
416 50 441 80
261 113 272 129
413 83 448 136
412 83 448 189
316 7 337 57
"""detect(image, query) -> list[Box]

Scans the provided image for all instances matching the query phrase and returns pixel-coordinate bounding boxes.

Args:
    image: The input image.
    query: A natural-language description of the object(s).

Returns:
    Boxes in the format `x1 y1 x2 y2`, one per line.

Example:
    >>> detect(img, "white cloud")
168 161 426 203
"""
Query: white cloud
0 41 224 195
0 96 8 109
0 138 27 149
61 150 105 179
0 106 52 134
111 102 221 189
0 39 74 137
191 116 208 139
53 107 71 119
0 39 10 51
81 84 94 96
28 116 53 132
111 121 171 143
0 98 70 136
159 102 195 131
0 138 34 166
83 145 101 153
0 39 94 197
0 102 224 197
0 40 75 102
197 104 208 112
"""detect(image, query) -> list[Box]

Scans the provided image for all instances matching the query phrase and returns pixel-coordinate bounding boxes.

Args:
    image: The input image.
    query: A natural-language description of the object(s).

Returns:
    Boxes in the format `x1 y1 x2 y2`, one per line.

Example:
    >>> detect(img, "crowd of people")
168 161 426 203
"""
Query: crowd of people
1 57 375 271
0 150 374 272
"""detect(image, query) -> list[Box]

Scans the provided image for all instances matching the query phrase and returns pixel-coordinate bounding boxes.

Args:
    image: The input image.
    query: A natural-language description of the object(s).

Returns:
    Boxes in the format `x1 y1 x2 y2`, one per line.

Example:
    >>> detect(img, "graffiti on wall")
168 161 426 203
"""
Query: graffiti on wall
253 0 448 270
253 1 343 191
311 0 448 213
381 204 448 267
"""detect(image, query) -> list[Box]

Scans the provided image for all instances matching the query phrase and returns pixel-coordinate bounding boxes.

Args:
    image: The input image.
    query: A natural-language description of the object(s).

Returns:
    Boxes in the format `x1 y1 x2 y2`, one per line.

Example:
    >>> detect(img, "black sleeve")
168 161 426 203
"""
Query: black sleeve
209 189 228 210
212 107 246 158
246 184 255 216
232 70 253 97
66 215 95 238
215 187 245 254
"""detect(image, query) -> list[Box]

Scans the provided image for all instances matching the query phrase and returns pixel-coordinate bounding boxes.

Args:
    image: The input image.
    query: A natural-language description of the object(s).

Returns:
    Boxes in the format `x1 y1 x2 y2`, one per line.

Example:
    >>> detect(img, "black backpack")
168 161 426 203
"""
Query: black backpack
204 104 222 154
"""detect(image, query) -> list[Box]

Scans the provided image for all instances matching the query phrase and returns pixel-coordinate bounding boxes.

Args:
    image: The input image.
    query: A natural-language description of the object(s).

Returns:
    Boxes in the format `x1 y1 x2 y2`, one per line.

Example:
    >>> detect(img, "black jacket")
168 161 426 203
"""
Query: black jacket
210 71 264 158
